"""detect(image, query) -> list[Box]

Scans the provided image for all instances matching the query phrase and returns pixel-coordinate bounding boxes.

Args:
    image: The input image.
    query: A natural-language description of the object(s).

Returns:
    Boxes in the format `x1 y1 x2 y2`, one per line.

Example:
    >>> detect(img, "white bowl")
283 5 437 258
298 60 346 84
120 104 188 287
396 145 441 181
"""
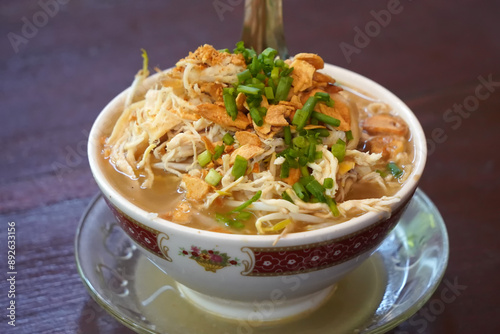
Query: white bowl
88 63 427 322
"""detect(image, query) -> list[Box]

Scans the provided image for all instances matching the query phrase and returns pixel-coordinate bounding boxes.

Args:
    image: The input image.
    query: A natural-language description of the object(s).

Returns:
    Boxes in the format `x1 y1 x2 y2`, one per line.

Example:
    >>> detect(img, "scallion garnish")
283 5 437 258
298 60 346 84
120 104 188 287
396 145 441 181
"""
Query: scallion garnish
223 93 238 121
305 179 327 203
237 85 261 96
236 211 252 220
292 182 309 202
331 139 346 162
345 130 354 141
213 144 225 160
274 76 293 101
205 168 222 186
323 178 334 189
292 96 318 131
284 126 292 145
282 191 294 203
314 91 334 107
232 155 248 179
310 111 341 127
249 107 264 126
197 150 212 167
264 86 275 100
326 197 340 217
231 190 262 212
387 162 404 178
280 160 290 178
222 133 234 145
237 69 252 83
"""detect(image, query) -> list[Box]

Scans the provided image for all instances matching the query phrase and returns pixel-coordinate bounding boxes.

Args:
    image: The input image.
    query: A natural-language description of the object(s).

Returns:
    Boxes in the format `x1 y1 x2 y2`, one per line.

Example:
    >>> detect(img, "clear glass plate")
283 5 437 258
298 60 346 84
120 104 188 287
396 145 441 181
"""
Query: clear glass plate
75 188 449 334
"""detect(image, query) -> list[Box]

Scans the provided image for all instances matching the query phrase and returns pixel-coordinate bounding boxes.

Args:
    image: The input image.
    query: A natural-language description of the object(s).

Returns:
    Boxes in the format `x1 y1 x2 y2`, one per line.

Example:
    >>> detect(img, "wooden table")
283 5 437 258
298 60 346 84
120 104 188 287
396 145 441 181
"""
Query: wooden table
1 0 499 333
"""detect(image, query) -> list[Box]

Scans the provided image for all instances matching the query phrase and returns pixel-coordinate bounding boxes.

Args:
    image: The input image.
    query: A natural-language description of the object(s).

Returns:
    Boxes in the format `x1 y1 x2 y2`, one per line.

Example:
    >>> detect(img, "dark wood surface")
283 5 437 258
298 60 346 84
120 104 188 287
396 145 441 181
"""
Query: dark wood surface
1 1 499 333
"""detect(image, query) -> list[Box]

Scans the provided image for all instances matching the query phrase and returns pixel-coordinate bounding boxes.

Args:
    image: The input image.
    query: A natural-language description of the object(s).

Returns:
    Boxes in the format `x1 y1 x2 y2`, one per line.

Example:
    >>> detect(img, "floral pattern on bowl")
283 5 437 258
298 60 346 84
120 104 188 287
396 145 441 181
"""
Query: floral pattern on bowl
180 246 241 273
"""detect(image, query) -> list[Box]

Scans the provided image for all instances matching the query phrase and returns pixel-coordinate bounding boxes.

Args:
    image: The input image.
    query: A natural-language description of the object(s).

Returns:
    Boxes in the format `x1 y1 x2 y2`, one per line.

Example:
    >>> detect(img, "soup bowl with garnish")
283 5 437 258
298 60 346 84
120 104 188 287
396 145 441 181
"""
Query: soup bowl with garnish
88 44 426 322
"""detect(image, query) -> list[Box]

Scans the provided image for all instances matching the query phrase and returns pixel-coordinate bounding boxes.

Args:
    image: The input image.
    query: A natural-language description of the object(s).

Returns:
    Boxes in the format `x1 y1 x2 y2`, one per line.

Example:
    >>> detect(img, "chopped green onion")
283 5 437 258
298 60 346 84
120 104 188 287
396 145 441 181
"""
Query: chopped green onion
299 165 309 177
287 148 298 158
223 133 234 145
236 211 252 220
307 142 316 162
331 138 346 162
197 150 212 167
223 87 235 95
258 106 267 116
298 156 309 167
213 144 225 160
311 111 341 127
299 175 315 186
312 128 330 137
292 182 309 201
282 191 294 203
376 169 388 177
286 156 299 168
237 85 261 95
281 66 294 77
274 59 285 67
264 86 275 100
256 73 267 82
215 213 244 229
261 47 277 59
314 91 334 107
305 179 327 203
280 160 290 178
237 69 252 83
284 126 292 145
292 136 308 148
218 48 230 53
274 76 294 101
249 108 264 126
205 169 222 186
314 151 323 160
223 93 238 121
233 41 256 64
232 155 248 179
326 197 340 217
345 130 354 141
231 190 262 212
292 96 318 131
270 67 280 80
323 178 334 189
387 162 404 178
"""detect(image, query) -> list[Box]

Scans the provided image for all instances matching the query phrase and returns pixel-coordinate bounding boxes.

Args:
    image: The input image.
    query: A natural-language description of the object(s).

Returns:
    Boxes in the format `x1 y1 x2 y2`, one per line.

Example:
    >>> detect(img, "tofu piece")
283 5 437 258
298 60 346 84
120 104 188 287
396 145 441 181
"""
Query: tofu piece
363 113 409 137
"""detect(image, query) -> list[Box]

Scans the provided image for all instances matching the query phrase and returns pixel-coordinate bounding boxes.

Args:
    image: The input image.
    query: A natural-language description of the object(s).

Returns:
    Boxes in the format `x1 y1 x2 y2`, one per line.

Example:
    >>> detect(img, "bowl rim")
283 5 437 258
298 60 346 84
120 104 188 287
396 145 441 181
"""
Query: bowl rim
88 63 427 244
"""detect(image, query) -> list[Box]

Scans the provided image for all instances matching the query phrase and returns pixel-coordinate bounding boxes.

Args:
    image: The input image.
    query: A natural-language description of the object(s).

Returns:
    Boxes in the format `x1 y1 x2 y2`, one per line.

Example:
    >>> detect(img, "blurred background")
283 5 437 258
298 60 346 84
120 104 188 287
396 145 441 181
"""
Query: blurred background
1 0 499 333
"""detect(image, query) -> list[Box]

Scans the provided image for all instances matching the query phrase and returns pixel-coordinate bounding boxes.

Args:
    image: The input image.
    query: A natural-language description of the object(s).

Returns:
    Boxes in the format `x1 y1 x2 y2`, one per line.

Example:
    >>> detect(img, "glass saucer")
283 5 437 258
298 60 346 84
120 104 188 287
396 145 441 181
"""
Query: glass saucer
75 188 448 334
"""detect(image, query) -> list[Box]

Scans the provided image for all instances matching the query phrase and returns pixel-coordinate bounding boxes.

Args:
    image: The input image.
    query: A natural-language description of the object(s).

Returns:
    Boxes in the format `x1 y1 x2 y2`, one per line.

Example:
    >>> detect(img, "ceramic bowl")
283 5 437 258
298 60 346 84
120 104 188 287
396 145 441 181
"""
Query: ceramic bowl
87 63 427 322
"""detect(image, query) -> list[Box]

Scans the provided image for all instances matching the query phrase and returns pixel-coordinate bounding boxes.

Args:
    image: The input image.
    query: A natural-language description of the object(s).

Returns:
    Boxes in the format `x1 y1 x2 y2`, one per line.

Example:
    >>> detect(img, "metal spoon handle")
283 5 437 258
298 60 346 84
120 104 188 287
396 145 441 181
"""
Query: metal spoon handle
241 0 289 59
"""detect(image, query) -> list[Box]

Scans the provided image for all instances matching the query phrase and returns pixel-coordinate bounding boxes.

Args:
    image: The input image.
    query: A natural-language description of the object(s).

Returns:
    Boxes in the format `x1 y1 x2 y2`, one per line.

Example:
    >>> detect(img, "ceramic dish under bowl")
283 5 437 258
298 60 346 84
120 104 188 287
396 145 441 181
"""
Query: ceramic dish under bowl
75 188 448 333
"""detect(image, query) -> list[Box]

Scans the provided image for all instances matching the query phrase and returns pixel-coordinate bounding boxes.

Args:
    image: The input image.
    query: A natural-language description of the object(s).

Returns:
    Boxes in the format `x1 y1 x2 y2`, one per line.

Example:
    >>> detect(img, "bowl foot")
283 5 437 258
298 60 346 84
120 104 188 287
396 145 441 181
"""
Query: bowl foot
176 282 337 324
